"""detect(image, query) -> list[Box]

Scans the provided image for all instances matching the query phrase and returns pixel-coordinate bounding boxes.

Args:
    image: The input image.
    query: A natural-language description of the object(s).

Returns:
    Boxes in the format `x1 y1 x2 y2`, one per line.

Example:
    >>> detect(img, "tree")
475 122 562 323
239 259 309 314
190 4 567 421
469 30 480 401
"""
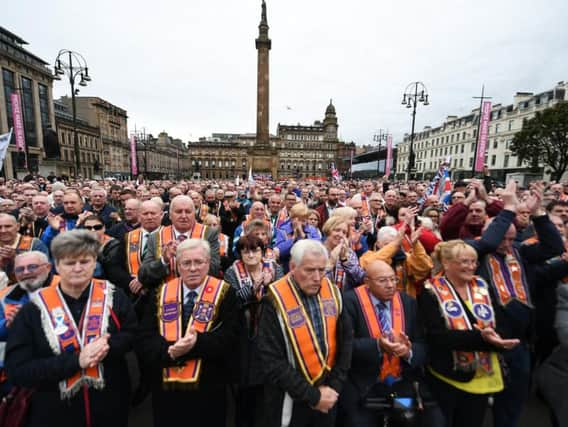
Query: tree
510 101 568 182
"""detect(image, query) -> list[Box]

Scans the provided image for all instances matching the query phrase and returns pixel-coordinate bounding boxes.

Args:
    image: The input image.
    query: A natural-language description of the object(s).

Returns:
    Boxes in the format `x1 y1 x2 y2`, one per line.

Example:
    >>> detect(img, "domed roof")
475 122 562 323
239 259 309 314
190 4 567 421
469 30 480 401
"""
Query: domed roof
325 99 336 115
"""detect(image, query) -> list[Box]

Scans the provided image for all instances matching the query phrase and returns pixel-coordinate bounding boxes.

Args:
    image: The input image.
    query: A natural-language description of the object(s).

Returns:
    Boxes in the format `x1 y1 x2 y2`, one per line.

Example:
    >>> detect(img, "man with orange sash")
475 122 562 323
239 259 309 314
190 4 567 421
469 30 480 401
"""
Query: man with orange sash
476 182 565 427
338 260 427 427
123 200 163 297
138 195 220 289
0 213 49 285
137 238 240 427
0 251 53 396
258 240 352 427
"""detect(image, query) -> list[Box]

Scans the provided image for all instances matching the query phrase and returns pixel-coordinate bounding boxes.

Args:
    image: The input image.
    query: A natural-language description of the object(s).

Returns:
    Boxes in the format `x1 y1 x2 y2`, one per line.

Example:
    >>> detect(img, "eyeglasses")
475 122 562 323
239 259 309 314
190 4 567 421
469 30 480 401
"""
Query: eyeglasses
83 224 104 231
454 259 478 267
179 259 208 269
14 263 46 274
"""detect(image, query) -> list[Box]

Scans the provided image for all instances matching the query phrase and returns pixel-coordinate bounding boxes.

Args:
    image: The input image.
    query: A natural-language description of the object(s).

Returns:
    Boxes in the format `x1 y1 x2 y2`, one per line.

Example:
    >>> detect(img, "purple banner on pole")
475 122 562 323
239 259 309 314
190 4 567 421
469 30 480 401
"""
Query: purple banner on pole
10 93 26 152
385 135 393 176
475 101 492 172
130 135 138 176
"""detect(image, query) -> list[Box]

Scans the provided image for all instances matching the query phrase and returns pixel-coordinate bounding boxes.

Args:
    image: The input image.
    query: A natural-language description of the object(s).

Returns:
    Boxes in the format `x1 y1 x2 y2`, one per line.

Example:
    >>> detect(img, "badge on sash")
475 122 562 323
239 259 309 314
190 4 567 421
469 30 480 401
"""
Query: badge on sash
444 300 462 318
162 302 179 322
193 301 214 323
52 307 69 335
322 299 338 317
287 307 306 328
129 243 139 252
472 303 493 322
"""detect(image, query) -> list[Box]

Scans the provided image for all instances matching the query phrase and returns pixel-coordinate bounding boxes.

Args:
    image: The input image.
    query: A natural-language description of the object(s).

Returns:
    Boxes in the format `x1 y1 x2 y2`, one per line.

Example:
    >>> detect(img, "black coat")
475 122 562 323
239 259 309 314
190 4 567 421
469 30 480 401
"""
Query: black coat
418 285 506 383
98 237 133 292
257 290 353 427
5 284 137 427
342 290 426 399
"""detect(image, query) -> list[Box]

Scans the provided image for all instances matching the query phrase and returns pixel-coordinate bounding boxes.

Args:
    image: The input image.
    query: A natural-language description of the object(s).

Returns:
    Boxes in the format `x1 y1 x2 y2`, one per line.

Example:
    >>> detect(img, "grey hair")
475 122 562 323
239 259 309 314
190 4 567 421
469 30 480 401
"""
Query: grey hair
176 238 211 260
169 195 194 215
91 187 107 197
377 226 398 245
290 239 329 266
15 250 49 264
51 229 101 263
245 219 271 234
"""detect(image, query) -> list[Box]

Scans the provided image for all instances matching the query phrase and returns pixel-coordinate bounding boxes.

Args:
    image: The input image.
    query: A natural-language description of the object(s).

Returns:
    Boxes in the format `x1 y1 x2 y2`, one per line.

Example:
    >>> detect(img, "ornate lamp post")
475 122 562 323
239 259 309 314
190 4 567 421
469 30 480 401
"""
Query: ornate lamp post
53 50 91 177
373 129 388 177
401 82 429 180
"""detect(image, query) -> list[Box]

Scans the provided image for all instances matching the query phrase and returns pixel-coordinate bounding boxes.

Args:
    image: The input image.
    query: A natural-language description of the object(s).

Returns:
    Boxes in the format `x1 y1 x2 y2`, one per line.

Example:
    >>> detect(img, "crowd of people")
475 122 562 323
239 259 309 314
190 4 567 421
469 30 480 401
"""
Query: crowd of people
1 173 568 427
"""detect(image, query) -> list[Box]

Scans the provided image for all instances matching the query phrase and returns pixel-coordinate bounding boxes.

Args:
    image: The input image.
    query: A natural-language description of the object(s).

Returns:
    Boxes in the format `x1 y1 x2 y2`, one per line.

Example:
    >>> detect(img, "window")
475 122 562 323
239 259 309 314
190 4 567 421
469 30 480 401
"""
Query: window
38 83 50 130
517 157 522 167
20 77 37 147
491 155 496 166
504 155 509 168
2 68 15 132
471 143 475 152
461 144 465 153
508 120 514 131
493 140 498 149
469 158 473 167
459 158 464 167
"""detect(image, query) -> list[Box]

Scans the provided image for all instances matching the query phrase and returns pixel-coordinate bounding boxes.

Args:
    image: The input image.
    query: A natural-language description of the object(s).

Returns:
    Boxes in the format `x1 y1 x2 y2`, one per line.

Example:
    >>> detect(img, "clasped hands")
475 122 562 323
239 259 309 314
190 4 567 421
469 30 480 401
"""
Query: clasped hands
314 385 338 414
79 334 110 369
378 332 412 359
168 327 198 360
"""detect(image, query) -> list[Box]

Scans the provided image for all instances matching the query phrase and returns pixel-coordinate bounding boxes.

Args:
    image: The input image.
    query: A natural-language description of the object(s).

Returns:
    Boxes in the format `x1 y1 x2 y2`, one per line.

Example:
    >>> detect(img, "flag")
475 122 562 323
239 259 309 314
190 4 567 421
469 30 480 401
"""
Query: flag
330 162 341 182
248 166 255 185
0 129 13 171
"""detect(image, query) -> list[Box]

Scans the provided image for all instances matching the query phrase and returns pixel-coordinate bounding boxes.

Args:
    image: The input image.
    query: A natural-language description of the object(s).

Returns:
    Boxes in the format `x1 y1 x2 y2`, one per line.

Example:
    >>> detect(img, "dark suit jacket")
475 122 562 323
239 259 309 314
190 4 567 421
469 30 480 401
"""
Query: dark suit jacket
137 225 220 288
257 290 353 427
136 280 241 390
418 286 506 383
342 290 426 399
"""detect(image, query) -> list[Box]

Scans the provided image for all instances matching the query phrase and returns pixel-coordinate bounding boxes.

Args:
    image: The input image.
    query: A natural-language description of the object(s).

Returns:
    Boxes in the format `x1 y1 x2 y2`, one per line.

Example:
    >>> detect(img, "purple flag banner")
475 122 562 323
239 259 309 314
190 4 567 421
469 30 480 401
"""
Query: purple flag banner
130 135 138 176
11 93 26 153
385 134 393 176
475 101 492 172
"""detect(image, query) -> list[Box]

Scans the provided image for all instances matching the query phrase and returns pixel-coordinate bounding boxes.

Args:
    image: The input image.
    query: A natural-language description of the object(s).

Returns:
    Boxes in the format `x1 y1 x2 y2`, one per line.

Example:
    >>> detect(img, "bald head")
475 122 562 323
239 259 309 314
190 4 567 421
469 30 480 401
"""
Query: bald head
364 260 398 302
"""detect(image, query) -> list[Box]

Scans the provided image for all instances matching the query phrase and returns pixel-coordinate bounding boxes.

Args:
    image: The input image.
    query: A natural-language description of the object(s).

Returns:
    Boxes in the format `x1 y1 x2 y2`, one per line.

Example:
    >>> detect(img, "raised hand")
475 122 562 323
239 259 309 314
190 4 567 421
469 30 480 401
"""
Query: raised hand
500 180 518 211
475 325 520 350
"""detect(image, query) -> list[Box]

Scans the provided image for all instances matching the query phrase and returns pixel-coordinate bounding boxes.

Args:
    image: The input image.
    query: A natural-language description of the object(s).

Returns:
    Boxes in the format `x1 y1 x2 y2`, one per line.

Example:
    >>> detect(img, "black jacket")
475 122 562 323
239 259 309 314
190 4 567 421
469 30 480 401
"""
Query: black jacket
257 288 352 427
98 237 133 292
418 285 506 383
5 284 137 427
342 290 426 399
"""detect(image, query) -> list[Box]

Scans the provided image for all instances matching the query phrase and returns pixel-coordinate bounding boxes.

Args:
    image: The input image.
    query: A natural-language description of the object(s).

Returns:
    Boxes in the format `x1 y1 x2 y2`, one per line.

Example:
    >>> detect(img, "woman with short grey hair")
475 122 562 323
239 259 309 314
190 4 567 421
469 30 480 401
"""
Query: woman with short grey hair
5 229 137 427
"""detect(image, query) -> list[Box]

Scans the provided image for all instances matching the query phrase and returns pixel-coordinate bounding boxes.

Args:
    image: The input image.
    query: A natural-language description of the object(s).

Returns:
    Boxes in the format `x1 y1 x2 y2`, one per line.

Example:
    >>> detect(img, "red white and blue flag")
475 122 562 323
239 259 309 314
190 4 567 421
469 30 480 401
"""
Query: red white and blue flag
331 162 341 182
427 157 452 204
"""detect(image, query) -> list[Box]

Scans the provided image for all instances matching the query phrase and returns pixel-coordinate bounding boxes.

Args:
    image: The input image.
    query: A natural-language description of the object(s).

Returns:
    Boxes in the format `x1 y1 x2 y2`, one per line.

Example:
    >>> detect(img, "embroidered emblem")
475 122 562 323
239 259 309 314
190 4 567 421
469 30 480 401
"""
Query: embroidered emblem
473 303 493 322
444 300 462 318
162 302 179 322
87 315 101 331
193 301 214 323
287 307 306 328
322 299 337 317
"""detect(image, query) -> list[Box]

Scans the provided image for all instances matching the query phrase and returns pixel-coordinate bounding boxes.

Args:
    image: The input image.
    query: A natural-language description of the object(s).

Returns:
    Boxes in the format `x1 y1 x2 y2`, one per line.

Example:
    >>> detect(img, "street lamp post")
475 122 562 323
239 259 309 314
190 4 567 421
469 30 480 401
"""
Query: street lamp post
373 129 388 177
401 82 429 180
53 50 91 178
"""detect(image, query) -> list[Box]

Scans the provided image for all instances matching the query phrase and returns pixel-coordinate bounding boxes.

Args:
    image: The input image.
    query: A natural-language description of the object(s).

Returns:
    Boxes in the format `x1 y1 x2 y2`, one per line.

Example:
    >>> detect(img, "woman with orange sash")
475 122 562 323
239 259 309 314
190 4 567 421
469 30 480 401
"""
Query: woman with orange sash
224 234 283 427
5 229 137 427
322 216 365 291
419 240 520 427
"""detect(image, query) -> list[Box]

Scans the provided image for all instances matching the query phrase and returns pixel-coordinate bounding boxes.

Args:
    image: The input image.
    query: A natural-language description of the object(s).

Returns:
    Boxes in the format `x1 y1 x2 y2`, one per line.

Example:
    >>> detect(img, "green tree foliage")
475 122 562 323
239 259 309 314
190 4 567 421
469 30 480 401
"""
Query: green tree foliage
510 101 568 181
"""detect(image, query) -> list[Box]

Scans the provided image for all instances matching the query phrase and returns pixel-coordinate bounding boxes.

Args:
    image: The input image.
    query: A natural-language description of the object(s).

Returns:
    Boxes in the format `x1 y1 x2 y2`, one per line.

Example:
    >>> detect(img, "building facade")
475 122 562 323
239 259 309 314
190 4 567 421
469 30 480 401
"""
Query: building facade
396 80 568 182
54 99 102 179
58 96 130 178
135 131 189 180
0 26 55 178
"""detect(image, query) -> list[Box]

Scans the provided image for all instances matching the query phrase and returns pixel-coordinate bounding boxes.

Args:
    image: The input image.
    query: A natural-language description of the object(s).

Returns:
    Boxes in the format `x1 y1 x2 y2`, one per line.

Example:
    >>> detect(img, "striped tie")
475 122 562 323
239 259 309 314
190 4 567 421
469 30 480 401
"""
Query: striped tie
377 301 392 339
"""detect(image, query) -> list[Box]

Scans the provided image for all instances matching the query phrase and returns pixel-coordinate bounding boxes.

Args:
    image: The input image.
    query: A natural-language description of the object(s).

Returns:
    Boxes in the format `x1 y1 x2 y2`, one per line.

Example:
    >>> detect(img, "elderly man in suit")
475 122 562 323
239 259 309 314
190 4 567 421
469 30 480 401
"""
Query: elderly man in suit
339 260 427 427
138 195 220 288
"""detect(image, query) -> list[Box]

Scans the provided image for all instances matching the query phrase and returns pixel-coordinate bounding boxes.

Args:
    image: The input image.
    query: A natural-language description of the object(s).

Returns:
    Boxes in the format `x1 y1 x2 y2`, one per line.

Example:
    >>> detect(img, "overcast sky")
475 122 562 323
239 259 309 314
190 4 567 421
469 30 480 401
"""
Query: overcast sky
5 0 568 146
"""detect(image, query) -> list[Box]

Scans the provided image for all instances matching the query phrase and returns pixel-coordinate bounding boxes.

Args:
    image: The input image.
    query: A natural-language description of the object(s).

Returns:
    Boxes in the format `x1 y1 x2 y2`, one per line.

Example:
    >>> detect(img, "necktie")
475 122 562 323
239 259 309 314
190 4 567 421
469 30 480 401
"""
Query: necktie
183 291 198 330
377 302 392 339
141 233 149 259
177 234 188 243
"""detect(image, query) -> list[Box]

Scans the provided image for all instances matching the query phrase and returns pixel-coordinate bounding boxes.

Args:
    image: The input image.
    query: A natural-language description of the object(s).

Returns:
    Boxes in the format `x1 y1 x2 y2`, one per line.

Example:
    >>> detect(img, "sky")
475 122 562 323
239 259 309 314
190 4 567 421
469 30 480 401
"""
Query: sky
5 0 568 146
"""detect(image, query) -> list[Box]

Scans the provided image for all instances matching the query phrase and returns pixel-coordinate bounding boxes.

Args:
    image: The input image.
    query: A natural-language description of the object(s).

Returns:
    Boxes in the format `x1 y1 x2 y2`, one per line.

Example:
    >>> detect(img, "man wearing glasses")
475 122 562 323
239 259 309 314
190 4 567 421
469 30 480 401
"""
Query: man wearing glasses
0 251 53 396
338 260 427 427
138 239 239 427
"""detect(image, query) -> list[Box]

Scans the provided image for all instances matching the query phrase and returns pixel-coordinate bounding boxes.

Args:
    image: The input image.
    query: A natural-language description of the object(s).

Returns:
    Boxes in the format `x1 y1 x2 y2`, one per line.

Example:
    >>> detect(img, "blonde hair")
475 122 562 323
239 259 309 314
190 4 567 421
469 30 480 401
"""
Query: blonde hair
431 240 477 275
322 216 349 237
203 214 219 226
332 206 357 220
289 203 309 219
